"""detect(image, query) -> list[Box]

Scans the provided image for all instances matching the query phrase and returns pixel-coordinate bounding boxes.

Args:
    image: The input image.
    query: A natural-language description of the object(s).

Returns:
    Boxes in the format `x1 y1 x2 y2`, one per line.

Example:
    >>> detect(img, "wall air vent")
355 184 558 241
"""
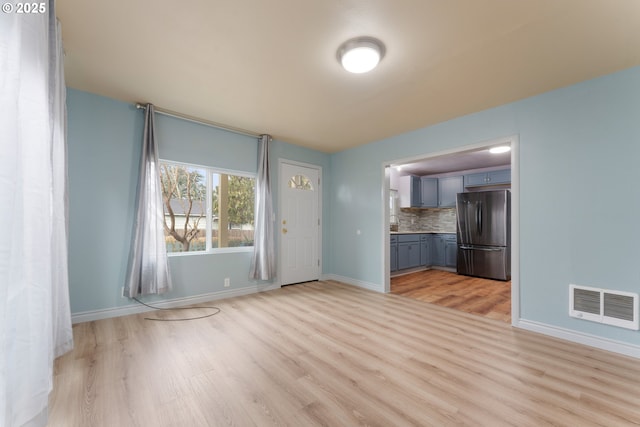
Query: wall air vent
570 284 639 330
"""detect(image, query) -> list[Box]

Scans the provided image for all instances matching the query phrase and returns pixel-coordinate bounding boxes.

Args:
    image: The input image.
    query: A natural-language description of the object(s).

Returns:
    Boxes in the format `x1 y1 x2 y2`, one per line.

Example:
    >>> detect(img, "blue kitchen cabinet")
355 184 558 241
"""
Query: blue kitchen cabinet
420 234 431 266
398 234 420 270
431 234 445 266
431 234 456 267
398 175 421 207
444 235 457 268
438 176 463 207
420 177 438 208
401 175 464 208
390 235 398 272
464 172 488 187
464 169 510 187
488 169 511 185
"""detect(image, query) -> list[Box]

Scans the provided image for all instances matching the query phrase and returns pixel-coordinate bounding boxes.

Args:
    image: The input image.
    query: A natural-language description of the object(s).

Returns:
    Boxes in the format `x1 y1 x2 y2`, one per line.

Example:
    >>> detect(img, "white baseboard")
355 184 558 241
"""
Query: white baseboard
514 319 640 359
318 275 640 359
321 274 383 293
71 282 281 324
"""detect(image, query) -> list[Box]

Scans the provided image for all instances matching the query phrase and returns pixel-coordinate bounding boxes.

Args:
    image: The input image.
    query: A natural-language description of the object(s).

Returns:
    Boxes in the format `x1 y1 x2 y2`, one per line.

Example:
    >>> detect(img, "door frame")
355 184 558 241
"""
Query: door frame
382 135 521 326
278 159 323 286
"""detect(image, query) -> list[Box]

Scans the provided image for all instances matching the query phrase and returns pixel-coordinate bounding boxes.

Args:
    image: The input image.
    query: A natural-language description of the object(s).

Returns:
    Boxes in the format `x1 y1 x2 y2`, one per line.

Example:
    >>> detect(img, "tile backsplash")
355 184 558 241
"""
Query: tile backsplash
396 208 456 233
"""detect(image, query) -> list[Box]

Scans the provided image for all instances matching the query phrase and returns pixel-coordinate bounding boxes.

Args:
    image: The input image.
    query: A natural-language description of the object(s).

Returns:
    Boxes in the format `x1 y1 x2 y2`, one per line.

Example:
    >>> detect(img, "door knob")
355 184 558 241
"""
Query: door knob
282 228 288 234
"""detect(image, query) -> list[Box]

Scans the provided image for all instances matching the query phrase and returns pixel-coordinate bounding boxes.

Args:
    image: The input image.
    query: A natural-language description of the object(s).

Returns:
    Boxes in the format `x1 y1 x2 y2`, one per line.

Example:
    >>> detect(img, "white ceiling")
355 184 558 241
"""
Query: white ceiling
57 0 640 153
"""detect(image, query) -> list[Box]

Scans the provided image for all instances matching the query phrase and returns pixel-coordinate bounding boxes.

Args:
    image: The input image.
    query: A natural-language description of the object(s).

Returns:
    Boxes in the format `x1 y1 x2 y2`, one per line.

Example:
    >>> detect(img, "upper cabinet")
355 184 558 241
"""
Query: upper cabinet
397 175 421 208
396 175 464 208
438 176 463 207
422 176 463 208
464 169 511 188
394 167 509 208
420 177 438 208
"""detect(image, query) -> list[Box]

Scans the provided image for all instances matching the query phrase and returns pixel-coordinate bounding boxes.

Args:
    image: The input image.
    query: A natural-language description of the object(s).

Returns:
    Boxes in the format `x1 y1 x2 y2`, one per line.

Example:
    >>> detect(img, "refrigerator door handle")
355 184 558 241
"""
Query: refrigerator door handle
475 202 480 235
474 201 483 236
459 245 503 252
478 201 483 235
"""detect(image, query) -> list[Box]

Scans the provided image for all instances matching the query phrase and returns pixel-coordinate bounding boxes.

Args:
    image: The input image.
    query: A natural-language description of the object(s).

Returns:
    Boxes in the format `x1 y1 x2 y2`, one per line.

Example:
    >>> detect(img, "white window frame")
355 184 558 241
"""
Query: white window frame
159 159 256 257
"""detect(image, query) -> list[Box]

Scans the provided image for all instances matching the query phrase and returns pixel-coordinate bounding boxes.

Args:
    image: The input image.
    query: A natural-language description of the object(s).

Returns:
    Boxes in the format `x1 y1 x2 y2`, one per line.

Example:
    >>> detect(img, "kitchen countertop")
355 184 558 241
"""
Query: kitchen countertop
391 231 456 234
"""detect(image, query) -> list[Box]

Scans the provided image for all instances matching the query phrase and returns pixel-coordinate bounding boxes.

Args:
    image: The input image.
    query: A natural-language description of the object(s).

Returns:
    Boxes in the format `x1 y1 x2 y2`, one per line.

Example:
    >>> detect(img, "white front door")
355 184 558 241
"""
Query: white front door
280 162 320 285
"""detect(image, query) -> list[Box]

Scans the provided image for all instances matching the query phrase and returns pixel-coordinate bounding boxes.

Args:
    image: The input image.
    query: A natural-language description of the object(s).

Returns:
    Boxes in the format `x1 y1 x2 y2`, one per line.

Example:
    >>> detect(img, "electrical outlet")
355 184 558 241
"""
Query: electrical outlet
121 286 125 298
224 278 230 287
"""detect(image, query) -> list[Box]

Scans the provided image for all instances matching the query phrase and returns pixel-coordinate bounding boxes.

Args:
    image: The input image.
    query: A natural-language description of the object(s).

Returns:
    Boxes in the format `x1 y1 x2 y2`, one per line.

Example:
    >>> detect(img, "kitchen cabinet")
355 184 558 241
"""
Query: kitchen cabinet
390 235 398 272
398 234 420 270
420 177 438 208
464 169 510 187
398 175 421 208
431 234 457 268
431 235 445 266
420 234 431 266
392 233 454 272
444 235 457 268
398 175 464 208
438 176 463 207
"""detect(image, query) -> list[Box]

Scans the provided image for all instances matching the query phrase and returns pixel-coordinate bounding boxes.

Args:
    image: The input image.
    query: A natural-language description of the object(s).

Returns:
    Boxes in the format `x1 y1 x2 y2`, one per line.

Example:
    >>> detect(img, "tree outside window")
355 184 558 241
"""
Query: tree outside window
160 161 255 253
212 174 255 248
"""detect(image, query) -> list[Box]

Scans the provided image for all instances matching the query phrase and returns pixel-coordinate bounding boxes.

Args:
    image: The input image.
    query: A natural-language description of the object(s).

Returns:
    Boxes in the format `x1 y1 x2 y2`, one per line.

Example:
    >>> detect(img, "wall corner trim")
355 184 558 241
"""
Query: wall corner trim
322 274 384 293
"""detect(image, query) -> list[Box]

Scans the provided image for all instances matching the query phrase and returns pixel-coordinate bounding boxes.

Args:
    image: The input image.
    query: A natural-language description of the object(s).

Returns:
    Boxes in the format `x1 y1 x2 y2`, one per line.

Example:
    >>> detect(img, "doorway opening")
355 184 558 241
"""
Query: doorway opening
382 136 520 325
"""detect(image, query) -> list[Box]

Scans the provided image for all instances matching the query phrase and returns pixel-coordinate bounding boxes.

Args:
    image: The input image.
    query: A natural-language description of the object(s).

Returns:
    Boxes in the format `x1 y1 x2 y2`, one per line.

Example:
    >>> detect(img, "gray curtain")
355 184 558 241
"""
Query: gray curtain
124 104 172 297
250 135 276 280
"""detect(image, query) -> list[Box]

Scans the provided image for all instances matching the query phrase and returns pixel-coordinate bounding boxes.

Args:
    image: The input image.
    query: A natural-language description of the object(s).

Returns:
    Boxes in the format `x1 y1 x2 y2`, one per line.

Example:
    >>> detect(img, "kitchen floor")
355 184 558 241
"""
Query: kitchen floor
391 269 511 323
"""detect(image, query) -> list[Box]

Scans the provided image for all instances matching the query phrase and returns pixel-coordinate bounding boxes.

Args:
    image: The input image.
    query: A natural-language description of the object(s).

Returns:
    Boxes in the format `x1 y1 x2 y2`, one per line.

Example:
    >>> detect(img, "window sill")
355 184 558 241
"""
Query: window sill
167 246 254 257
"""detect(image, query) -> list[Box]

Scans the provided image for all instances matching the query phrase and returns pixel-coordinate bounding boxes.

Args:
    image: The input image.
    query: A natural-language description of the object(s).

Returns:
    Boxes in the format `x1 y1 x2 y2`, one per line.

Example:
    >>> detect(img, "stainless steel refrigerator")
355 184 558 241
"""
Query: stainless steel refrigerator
456 190 510 281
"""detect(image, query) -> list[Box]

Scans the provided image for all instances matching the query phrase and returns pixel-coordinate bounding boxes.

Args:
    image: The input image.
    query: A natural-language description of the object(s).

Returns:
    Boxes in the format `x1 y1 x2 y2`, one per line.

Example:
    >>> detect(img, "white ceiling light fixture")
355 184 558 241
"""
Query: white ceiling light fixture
337 36 385 74
489 146 511 154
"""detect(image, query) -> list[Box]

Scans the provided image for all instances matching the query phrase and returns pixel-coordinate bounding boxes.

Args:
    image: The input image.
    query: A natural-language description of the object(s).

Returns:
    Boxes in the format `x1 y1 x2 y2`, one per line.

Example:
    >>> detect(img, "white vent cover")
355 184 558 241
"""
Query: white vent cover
570 284 639 330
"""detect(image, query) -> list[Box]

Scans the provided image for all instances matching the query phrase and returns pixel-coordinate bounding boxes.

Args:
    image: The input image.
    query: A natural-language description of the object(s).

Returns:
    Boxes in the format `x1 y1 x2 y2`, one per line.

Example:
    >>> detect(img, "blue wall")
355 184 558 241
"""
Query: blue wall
329 66 640 344
67 89 330 313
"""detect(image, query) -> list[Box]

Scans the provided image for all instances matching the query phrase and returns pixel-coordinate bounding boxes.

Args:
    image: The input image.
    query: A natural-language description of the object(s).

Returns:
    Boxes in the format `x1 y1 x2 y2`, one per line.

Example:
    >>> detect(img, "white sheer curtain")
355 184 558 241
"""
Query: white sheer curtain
250 135 276 280
0 8 73 427
124 104 172 297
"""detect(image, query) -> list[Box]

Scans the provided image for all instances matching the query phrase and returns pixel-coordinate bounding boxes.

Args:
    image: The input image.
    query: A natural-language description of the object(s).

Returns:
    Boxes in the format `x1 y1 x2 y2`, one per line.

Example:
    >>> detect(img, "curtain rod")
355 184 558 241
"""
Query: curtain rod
135 103 262 139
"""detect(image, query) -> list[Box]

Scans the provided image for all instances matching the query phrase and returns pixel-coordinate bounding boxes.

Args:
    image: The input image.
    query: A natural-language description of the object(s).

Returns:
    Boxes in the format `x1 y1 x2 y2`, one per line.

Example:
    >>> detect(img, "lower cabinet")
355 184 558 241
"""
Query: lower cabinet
391 233 456 273
398 234 420 270
432 234 457 268
444 236 457 268
431 235 445 266
390 235 398 272
420 234 430 266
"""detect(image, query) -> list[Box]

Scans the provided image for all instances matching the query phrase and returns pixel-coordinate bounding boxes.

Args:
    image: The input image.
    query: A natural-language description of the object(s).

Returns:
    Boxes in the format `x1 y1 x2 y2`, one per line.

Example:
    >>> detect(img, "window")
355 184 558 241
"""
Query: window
160 160 255 254
288 174 313 190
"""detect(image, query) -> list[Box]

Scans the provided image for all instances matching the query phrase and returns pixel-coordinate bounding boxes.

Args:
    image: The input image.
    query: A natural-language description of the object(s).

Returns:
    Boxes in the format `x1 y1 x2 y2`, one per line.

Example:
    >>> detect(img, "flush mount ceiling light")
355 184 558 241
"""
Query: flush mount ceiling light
489 146 511 154
337 37 385 74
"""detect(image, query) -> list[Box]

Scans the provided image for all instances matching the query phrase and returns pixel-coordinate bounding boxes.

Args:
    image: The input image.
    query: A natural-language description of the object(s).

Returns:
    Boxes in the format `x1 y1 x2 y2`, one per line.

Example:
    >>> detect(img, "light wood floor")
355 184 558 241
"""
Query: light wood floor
391 269 511 323
49 281 640 426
